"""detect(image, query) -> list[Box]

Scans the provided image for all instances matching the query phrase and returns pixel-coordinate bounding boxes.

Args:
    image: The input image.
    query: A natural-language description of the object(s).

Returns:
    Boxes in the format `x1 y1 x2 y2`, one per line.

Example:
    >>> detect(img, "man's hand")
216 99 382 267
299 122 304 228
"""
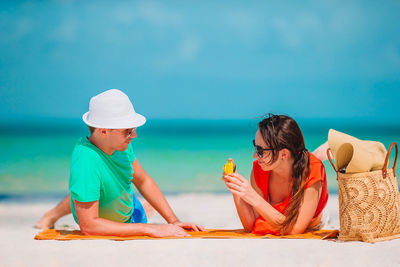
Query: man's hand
171 221 205 232
148 224 191 238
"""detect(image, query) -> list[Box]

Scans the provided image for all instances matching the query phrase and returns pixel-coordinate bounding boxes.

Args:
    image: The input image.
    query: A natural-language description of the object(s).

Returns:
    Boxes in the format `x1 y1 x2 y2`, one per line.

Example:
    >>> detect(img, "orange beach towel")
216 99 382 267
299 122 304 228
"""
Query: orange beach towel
35 228 338 241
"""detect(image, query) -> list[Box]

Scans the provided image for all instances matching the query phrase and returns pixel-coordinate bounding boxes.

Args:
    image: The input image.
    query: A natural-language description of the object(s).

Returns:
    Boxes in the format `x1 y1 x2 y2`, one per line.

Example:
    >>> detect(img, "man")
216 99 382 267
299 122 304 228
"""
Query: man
37 89 203 237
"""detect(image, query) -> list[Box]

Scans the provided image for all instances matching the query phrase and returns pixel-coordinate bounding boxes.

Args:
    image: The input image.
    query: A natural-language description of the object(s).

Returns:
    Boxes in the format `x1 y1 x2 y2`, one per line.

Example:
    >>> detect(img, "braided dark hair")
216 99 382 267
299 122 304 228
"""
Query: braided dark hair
258 114 310 234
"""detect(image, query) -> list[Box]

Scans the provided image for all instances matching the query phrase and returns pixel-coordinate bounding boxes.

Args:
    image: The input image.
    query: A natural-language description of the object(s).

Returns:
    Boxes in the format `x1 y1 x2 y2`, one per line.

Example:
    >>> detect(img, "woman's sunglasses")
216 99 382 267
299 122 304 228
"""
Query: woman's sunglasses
253 139 274 158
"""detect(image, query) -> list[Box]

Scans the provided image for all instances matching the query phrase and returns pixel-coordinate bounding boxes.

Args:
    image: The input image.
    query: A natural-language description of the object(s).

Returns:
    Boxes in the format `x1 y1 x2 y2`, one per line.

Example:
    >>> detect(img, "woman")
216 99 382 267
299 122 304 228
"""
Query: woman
223 114 328 235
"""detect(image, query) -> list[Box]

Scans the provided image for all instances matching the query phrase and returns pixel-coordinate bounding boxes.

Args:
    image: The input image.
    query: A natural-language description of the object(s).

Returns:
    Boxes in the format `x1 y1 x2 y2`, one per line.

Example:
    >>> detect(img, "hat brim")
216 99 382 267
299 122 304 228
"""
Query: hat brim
82 112 146 129
328 129 387 173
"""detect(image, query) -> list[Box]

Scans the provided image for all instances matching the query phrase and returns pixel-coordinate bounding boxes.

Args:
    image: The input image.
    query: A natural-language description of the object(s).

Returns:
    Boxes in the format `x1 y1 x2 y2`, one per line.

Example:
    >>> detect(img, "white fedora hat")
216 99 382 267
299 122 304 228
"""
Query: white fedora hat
82 89 146 129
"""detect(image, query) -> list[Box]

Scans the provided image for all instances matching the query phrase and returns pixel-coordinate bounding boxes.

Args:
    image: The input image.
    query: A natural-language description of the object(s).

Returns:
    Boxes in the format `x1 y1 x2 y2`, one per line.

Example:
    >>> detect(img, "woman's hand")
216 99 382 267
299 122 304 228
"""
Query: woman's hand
222 173 260 206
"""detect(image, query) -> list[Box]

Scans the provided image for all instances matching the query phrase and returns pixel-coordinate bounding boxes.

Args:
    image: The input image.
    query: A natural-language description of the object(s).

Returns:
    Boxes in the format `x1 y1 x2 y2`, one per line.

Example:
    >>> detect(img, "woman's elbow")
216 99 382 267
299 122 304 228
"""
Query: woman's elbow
244 225 253 233
286 226 306 235
242 221 255 233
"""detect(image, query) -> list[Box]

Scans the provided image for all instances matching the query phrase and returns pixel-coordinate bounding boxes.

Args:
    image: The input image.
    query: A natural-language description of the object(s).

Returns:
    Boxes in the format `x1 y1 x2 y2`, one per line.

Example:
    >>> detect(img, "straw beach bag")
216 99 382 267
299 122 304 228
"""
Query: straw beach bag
327 142 400 242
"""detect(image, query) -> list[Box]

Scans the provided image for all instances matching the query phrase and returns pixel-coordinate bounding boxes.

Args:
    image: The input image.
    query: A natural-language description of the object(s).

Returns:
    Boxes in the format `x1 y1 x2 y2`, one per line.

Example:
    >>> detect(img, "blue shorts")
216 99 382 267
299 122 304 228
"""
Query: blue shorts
130 196 148 224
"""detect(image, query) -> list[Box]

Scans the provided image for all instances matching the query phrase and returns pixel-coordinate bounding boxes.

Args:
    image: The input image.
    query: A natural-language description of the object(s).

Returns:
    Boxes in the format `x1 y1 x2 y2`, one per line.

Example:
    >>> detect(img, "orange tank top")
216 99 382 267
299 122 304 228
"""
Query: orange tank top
252 152 328 235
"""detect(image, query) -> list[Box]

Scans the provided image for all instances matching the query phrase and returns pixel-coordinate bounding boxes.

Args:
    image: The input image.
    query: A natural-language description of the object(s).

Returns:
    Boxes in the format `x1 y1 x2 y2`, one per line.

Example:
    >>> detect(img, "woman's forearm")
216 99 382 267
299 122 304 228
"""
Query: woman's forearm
251 196 286 228
232 194 257 232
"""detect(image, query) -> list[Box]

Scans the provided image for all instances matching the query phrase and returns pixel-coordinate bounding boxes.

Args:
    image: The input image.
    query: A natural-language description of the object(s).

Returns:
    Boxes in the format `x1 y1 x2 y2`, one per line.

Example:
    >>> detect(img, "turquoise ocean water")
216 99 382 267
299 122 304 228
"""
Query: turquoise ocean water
0 119 399 200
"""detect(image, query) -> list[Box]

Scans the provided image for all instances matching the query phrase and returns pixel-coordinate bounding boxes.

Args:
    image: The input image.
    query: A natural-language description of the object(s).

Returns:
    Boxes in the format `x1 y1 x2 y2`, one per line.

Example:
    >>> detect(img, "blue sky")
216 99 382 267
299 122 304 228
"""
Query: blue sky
0 0 399 122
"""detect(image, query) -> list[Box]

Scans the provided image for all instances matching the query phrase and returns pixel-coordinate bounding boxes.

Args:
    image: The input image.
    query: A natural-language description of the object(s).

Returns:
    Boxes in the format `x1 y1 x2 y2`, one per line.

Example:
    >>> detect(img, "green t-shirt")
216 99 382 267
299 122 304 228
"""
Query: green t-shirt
69 137 136 224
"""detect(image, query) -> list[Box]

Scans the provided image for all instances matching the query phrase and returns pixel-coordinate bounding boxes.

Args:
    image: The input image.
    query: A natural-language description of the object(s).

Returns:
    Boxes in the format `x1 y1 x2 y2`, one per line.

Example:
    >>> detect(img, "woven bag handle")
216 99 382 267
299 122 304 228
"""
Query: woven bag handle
326 148 337 173
383 142 398 178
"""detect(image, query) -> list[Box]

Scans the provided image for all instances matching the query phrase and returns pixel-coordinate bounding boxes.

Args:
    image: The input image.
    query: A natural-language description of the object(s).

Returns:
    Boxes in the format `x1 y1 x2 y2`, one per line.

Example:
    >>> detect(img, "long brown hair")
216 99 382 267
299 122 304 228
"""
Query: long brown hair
258 114 310 234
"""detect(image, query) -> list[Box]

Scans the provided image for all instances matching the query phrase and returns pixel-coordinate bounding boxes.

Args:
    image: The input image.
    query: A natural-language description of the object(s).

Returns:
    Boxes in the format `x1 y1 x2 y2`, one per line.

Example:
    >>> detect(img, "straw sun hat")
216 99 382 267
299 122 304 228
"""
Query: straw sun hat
327 129 387 173
82 89 146 129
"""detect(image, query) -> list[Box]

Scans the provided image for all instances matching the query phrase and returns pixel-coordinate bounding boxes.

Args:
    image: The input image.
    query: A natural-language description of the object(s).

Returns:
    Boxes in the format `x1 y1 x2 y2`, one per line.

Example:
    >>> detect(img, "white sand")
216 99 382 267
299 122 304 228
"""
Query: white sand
1 194 400 267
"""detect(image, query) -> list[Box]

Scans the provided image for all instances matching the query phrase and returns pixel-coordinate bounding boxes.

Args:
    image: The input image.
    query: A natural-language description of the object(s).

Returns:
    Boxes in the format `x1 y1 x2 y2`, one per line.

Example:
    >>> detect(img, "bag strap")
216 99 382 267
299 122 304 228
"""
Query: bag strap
382 142 398 178
327 148 338 173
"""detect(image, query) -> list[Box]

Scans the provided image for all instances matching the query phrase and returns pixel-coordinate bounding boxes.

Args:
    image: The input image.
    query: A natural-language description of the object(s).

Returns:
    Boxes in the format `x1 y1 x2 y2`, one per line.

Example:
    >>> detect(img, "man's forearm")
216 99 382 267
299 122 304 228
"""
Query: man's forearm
80 217 153 236
135 177 179 224
74 199 189 238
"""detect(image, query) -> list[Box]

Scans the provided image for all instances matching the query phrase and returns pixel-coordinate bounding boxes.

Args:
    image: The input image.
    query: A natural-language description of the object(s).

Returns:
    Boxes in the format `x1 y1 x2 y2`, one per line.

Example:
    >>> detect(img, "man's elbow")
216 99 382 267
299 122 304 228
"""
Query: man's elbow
78 221 98 235
80 226 94 235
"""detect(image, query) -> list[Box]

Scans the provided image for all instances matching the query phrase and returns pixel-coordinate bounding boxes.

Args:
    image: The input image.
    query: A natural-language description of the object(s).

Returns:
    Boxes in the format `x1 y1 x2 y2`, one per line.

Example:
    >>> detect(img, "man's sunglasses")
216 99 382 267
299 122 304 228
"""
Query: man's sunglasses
126 128 136 139
253 139 274 158
117 128 136 139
